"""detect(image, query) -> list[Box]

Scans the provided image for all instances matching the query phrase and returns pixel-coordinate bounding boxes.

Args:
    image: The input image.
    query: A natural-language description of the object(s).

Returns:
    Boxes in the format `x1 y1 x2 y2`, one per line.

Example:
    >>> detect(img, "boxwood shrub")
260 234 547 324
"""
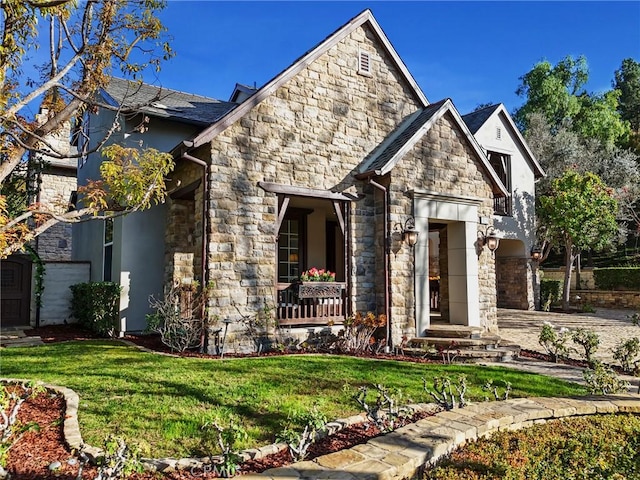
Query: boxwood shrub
593 267 640 290
70 282 121 337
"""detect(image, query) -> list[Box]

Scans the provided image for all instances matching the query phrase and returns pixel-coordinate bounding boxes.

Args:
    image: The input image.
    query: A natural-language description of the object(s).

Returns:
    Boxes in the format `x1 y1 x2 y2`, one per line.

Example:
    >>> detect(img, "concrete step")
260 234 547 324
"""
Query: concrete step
409 336 503 349
402 345 519 363
423 325 483 339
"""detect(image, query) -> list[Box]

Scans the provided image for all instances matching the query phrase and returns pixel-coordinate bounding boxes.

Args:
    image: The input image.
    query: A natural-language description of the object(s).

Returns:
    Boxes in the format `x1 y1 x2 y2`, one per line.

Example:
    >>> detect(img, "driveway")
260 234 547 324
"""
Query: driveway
498 307 640 365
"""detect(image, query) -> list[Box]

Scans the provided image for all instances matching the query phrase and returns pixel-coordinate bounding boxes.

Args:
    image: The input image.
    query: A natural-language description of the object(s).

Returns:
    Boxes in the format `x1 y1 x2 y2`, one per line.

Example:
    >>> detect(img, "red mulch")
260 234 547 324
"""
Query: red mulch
6 325 438 478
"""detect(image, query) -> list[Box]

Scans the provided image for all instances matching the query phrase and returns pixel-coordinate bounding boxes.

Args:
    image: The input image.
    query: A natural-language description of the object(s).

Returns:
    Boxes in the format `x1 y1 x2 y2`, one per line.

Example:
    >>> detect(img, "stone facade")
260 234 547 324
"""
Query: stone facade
496 257 535 310
162 21 503 348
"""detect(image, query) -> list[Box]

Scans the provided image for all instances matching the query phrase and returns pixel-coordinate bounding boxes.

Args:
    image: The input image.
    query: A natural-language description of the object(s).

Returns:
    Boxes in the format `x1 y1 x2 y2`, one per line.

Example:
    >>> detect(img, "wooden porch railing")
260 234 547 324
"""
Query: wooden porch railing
277 282 347 325
493 196 512 216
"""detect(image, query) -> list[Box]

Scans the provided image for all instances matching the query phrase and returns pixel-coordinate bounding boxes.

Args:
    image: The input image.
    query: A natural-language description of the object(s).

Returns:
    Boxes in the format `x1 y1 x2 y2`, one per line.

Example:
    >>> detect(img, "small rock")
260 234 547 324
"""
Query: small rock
67 458 78 466
0 465 8 479
48 461 62 471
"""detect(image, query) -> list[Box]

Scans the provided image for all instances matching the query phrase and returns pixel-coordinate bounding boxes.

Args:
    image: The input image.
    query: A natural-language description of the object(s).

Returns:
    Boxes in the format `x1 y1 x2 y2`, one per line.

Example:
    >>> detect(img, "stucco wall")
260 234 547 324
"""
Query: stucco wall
30 261 91 326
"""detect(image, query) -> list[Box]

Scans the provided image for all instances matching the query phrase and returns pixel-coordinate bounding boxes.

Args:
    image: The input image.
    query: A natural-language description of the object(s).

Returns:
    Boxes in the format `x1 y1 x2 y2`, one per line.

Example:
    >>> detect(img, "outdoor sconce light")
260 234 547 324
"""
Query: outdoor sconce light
394 217 419 247
478 226 500 255
531 247 542 261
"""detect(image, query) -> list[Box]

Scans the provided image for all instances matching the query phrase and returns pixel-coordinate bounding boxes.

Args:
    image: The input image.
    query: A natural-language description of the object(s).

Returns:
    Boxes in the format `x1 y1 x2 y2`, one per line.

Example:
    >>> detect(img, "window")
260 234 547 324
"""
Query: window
103 218 113 281
278 218 302 283
488 151 512 216
358 50 372 76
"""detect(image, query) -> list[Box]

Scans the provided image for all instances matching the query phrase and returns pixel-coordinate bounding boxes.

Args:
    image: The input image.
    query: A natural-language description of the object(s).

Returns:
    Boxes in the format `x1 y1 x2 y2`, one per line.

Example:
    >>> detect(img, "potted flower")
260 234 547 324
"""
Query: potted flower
298 267 341 298
300 267 335 282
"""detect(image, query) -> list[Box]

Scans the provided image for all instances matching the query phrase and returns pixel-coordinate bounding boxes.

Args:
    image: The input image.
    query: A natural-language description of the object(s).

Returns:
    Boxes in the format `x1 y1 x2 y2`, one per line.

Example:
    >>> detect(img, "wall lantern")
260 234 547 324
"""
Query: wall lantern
394 217 419 247
531 247 542 261
478 226 500 255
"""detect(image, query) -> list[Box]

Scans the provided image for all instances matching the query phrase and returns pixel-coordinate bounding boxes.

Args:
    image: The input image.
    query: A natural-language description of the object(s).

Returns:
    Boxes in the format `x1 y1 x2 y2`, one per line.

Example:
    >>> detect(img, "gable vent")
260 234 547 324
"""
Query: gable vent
496 126 502 140
358 50 372 76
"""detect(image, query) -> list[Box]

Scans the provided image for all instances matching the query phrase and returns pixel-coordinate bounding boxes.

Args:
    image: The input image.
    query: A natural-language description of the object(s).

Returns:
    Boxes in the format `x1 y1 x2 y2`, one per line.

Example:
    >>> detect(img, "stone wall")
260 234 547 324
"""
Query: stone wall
571 290 640 310
542 268 596 290
194 23 423 347
496 257 535 310
37 168 76 261
170 23 499 347
389 112 498 333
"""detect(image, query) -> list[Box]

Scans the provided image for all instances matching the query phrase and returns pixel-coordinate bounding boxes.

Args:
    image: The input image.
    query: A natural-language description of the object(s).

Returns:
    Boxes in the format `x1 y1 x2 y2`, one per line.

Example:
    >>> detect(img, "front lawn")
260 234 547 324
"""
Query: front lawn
0 341 586 458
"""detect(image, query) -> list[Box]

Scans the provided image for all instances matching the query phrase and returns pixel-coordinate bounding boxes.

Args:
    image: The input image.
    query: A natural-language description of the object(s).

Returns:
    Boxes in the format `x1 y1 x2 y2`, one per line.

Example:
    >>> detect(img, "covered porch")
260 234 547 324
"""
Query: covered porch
259 182 353 326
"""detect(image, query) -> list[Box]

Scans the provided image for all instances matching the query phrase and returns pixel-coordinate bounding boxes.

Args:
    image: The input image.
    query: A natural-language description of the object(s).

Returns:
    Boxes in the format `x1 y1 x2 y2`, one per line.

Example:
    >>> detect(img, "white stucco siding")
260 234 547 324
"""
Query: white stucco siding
473 111 537 252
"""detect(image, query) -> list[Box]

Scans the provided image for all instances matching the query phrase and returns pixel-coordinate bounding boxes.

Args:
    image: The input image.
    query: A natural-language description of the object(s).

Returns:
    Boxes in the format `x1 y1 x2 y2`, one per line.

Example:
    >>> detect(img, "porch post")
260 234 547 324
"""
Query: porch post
414 215 430 335
447 221 480 326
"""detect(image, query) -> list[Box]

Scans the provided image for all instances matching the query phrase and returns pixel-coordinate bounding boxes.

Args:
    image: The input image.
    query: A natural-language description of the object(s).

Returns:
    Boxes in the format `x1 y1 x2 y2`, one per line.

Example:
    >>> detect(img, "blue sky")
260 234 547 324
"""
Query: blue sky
149 1 640 115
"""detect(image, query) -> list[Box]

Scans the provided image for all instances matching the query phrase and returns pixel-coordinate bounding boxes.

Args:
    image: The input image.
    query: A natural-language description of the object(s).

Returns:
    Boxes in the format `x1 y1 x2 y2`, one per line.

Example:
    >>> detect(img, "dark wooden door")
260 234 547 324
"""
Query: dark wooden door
1 256 32 327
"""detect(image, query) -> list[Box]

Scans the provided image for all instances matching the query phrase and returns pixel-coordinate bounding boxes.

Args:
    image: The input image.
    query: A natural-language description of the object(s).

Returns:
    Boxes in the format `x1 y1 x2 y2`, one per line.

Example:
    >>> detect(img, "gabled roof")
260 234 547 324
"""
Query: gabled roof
462 104 545 179
357 99 510 197
175 9 429 154
102 77 237 127
461 104 501 135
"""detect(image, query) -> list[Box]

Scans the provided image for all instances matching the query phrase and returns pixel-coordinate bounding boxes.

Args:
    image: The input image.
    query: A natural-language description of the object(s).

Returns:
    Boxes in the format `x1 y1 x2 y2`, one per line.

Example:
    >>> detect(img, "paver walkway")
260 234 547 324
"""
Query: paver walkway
497 307 639 364
0 328 43 347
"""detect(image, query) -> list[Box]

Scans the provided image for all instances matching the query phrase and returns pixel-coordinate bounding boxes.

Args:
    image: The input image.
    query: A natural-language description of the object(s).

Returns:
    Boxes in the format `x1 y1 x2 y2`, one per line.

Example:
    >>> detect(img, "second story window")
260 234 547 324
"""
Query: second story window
488 151 512 216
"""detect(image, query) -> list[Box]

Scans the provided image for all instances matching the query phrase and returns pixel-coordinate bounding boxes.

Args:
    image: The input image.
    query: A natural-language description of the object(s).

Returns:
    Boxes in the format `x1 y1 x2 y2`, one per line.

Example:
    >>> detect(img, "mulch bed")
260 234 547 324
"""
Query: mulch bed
6 325 438 479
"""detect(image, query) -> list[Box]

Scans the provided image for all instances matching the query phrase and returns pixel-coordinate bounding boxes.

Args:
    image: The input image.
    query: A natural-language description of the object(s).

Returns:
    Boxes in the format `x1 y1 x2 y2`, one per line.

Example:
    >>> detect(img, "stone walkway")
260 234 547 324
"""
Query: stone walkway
497 307 639 364
0 327 43 347
241 395 640 480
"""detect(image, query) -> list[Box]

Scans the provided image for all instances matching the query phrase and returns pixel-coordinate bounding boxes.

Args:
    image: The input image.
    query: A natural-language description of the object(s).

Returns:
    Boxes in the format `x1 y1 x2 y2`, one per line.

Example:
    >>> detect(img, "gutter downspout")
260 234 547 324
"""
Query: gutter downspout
367 177 391 349
179 152 209 340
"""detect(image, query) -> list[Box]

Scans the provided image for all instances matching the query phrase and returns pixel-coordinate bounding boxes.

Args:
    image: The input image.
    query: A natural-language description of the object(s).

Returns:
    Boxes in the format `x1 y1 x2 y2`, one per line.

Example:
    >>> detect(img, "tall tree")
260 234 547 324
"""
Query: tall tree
0 0 175 257
614 58 640 131
614 58 640 152
515 55 630 148
538 170 618 310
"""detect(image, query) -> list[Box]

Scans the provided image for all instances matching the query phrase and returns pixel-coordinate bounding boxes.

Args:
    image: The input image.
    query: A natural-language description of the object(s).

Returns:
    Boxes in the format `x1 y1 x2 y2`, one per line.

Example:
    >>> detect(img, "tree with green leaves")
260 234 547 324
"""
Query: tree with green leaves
0 0 175 257
538 170 619 310
614 58 640 152
515 55 630 148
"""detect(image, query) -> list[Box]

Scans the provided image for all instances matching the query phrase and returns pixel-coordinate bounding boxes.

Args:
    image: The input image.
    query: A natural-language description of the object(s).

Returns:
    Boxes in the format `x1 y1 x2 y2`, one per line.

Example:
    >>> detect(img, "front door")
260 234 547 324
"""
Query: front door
1 256 32 327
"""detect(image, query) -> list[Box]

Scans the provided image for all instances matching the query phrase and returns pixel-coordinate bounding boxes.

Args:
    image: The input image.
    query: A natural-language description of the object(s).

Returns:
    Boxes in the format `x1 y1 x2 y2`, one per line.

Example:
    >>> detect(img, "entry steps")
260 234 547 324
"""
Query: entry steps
406 324 520 362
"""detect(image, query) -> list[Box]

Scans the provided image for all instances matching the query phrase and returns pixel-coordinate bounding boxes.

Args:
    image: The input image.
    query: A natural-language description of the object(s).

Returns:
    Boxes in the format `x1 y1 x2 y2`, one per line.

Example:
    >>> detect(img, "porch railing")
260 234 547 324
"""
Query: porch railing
277 282 347 325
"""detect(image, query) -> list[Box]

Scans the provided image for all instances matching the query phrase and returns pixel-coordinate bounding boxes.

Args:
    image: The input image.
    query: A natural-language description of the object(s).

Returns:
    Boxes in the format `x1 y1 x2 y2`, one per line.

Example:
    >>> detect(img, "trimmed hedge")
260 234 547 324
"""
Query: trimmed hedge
540 279 562 307
594 267 640 290
70 282 121 337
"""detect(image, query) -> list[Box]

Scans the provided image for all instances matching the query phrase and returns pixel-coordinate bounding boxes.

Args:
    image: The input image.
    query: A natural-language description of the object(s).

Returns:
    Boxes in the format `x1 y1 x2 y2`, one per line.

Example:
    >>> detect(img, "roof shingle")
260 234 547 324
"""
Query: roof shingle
102 77 236 126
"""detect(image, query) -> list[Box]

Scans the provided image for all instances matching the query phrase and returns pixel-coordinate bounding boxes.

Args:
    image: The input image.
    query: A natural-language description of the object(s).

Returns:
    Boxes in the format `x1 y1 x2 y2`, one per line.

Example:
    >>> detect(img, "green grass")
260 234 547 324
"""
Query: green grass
0 341 586 458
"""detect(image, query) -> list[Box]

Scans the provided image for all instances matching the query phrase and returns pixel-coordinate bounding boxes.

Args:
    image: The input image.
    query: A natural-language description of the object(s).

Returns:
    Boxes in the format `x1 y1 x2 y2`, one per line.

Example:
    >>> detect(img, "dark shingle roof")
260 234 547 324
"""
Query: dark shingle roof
359 99 448 175
102 77 236 126
461 104 501 134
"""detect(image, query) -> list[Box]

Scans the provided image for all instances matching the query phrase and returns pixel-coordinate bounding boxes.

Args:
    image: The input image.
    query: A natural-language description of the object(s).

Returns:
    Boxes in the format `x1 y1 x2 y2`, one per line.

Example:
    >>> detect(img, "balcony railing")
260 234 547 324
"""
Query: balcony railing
277 282 347 325
493 196 512 216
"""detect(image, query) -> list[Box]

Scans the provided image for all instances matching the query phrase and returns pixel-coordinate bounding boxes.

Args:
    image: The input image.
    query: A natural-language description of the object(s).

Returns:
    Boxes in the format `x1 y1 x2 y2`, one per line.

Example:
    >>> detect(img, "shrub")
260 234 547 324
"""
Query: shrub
538 322 573 362
540 280 562 311
337 311 387 353
424 414 640 479
277 405 327 462
583 361 630 394
612 337 640 373
70 282 121 337
571 327 600 364
147 283 208 352
593 267 640 290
